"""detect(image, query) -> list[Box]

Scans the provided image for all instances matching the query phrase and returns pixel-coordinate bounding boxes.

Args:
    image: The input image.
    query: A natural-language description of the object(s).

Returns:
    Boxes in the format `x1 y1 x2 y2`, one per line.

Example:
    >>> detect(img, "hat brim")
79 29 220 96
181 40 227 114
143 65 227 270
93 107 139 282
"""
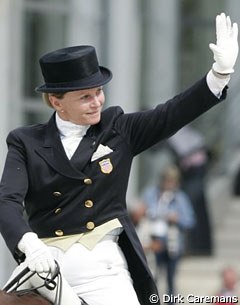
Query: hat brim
35 66 112 93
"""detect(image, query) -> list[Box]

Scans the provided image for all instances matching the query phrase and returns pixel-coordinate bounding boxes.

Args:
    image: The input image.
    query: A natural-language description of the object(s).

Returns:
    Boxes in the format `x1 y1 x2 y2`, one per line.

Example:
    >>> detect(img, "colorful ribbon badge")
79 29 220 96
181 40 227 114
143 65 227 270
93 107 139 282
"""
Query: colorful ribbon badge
99 158 113 174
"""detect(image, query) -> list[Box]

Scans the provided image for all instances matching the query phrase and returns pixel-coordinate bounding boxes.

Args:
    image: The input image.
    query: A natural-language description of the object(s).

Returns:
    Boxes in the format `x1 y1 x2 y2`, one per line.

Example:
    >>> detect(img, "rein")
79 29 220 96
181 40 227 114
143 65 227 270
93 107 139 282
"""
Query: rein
3 261 62 305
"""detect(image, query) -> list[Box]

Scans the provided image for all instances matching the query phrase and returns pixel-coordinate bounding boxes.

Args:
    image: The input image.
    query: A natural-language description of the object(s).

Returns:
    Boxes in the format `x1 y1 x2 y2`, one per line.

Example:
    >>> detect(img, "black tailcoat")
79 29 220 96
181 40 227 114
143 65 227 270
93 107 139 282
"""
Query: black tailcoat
0 77 226 305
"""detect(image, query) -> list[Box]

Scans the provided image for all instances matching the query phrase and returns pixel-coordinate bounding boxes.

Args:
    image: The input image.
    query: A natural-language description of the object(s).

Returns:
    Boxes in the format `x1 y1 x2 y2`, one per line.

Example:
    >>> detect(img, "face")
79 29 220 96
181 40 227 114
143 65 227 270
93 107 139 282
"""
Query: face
49 87 105 125
223 268 237 290
162 178 178 191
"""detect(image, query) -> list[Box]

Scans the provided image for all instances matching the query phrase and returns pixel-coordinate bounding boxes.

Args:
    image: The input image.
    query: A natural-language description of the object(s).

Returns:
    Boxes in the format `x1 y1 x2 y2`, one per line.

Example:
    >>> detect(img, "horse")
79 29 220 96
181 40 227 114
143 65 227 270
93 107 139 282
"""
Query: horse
0 262 89 305
0 264 58 305
0 290 52 305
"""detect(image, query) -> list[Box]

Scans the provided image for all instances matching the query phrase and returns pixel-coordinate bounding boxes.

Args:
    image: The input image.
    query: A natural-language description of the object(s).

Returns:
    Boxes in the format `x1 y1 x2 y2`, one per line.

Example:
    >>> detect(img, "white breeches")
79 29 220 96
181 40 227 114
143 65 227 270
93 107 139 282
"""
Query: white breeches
5 238 141 305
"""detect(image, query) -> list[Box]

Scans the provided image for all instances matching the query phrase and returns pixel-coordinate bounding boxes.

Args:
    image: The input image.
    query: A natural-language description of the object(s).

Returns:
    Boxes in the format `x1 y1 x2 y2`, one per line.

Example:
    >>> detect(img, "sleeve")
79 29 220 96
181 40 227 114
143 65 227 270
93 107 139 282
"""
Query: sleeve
0 131 32 262
206 69 230 98
140 188 151 206
114 76 227 156
176 191 196 229
140 187 158 219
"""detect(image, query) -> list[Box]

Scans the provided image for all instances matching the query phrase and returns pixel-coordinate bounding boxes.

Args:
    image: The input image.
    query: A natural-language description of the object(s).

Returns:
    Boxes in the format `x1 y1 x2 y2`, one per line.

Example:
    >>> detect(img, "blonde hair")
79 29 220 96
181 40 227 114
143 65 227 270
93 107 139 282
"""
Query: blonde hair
161 165 181 184
42 92 65 108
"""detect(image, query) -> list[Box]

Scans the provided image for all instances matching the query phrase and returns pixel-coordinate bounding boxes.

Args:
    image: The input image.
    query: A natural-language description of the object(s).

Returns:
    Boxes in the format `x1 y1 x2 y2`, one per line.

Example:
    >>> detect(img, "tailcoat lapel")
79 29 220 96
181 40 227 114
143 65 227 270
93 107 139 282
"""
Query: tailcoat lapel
35 113 109 178
69 135 95 171
70 123 107 171
35 114 88 179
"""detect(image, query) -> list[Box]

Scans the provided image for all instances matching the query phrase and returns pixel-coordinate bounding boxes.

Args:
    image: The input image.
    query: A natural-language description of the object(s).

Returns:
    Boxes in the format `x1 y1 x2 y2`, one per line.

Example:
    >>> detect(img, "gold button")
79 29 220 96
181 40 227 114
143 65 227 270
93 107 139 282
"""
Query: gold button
55 230 64 236
54 208 62 214
85 200 93 208
53 191 62 197
86 221 95 230
84 178 92 185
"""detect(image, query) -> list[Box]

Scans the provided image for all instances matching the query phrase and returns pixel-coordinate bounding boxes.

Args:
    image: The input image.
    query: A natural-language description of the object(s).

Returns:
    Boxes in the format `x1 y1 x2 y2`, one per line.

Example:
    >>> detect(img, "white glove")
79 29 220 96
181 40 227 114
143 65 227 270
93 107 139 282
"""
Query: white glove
18 232 56 273
209 12 238 74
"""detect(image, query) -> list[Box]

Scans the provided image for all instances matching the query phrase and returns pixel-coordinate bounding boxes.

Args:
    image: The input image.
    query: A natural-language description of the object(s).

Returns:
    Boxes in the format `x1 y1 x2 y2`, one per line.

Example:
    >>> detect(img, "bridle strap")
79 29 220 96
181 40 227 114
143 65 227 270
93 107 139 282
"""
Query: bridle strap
3 261 62 305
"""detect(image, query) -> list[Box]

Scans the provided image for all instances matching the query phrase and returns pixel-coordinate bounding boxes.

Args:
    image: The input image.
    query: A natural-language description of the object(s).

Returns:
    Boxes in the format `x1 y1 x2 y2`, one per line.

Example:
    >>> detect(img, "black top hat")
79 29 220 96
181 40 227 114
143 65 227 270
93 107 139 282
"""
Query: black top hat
35 45 112 93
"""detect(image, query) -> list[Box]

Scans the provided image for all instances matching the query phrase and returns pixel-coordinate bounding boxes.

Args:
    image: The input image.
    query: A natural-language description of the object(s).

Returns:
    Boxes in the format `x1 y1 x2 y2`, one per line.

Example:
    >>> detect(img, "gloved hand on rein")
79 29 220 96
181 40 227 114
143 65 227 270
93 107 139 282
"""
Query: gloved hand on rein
209 12 238 75
18 232 56 273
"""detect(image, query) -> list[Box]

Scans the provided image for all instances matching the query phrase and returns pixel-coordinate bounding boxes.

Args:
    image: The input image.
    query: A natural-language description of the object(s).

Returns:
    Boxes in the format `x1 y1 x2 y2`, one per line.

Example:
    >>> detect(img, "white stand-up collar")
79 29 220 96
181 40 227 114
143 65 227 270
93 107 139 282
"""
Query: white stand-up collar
55 112 90 138
55 113 90 159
